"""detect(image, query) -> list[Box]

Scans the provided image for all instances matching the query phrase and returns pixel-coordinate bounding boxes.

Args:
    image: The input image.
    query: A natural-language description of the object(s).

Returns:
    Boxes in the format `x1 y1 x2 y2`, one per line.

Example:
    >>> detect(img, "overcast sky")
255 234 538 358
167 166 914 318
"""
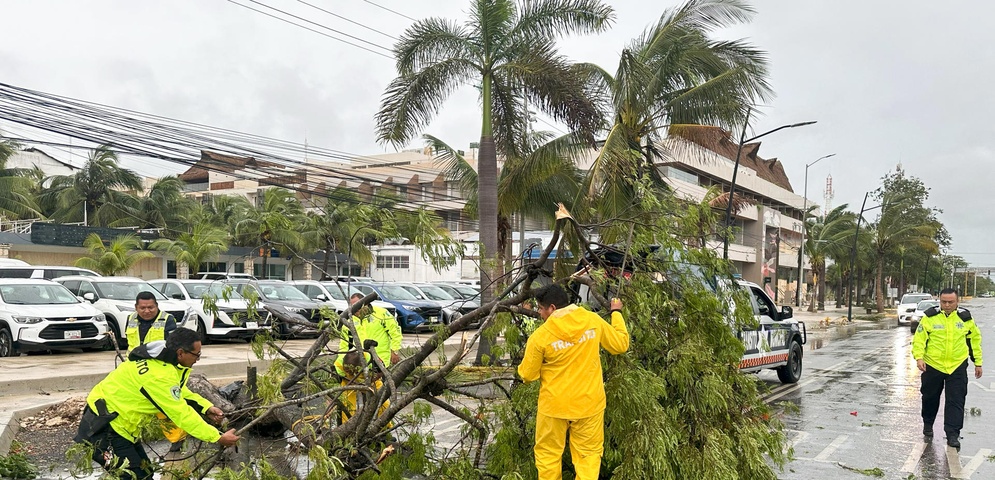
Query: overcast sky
2 1 994 266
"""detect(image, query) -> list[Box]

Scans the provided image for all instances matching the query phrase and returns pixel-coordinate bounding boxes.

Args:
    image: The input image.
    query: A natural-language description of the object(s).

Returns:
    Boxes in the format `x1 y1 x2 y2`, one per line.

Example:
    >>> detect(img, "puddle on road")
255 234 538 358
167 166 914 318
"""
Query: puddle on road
806 317 905 352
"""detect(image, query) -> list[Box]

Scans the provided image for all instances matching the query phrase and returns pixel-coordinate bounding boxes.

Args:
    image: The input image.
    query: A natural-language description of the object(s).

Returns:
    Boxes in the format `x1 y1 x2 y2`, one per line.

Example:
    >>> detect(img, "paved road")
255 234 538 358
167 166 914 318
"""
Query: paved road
761 299 995 479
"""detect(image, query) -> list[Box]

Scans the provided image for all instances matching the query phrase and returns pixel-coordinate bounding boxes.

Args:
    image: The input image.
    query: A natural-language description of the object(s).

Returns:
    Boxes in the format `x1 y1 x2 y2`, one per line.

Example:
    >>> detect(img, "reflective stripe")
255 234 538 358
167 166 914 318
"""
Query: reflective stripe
739 353 789 369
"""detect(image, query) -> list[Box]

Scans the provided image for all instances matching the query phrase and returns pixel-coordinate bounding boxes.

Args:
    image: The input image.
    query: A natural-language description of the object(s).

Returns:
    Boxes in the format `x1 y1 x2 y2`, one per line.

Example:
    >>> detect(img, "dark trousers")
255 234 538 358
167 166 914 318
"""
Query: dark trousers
89 427 154 480
921 360 969 438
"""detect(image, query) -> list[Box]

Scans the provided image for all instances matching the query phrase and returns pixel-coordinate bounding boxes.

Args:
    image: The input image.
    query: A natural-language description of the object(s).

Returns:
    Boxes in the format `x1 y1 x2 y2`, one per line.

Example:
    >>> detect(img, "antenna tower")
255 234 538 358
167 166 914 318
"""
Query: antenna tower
824 174 834 213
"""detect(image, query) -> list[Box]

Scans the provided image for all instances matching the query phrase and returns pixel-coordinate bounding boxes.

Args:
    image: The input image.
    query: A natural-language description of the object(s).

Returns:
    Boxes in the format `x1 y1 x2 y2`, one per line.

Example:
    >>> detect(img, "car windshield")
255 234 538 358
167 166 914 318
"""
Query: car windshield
182 283 244 300
320 283 364 300
94 282 167 301
917 300 940 311
376 285 418 300
901 294 931 304
257 284 311 301
0 284 81 305
417 285 456 300
452 285 480 298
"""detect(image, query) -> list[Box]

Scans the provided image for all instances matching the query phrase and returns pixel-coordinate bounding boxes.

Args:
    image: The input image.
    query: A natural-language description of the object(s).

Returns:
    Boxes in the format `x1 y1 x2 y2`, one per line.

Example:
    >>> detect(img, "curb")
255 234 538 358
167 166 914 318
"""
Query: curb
0 397 73 458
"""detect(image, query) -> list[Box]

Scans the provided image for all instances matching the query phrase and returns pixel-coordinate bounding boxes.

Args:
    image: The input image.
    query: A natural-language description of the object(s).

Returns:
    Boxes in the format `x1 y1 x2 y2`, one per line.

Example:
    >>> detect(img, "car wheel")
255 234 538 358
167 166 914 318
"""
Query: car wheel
776 340 803 384
0 327 17 357
106 316 127 350
197 320 211 345
910 320 919 335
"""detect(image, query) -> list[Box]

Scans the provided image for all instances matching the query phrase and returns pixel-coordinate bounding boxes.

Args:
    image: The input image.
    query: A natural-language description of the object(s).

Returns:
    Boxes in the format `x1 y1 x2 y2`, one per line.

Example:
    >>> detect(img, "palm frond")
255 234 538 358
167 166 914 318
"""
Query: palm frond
395 17 477 75
375 59 478 147
512 0 615 39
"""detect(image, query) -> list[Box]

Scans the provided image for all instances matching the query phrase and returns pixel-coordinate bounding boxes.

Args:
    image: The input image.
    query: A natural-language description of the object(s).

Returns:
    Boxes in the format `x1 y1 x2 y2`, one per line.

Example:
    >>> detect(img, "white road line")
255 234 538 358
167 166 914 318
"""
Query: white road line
953 448 992 479
784 430 809 454
900 441 928 472
813 434 849 461
765 378 816 402
947 446 964 478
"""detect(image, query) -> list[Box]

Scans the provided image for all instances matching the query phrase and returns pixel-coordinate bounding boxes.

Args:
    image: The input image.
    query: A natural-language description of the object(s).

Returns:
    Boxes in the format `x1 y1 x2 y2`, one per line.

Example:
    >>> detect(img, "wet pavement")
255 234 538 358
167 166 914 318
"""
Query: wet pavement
761 299 995 479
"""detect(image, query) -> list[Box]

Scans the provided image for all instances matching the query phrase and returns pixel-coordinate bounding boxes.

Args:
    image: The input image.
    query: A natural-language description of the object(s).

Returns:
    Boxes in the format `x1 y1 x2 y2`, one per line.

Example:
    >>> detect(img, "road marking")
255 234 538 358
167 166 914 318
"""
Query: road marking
969 381 995 393
840 374 887 387
765 378 816 402
784 430 809 454
959 448 992 479
813 435 848 461
900 441 928 472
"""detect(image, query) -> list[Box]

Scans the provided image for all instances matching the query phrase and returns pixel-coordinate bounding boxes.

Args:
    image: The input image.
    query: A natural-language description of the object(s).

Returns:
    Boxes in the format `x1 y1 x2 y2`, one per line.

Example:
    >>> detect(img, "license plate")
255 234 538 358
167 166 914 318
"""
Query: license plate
246 322 258 329
64 330 81 339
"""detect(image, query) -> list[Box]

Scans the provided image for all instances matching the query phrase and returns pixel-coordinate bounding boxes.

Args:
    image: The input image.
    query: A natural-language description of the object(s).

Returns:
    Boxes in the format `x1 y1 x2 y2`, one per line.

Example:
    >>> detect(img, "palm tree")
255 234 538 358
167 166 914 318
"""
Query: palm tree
804 205 856 311
427 132 584 264
41 144 143 226
75 233 155 276
870 202 938 312
117 176 195 233
0 139 42 220
376 0 613 295
302 189 386 279
578 0 772 225
150 223 229 277
234 188 305 278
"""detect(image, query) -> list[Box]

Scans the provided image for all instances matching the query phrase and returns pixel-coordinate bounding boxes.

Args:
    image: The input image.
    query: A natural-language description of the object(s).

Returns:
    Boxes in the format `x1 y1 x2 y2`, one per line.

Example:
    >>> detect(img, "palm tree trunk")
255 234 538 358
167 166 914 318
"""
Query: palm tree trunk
875 256 885 313
475 74 498 366
320 243 332 279
818 263 827 310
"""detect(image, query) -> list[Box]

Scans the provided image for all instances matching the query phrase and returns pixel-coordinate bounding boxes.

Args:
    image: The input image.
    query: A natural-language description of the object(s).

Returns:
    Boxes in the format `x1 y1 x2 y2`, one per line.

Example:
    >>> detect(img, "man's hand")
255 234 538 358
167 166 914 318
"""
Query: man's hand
206 406 225 424
609 298 623 312
917 359 926 372
218 428 239 447
976 366 983 379
391 351 400 365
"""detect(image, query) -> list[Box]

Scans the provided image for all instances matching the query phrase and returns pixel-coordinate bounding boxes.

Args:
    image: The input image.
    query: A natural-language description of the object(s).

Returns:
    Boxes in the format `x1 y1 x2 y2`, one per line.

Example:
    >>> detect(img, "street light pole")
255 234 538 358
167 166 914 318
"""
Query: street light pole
722 113 818 260
796 153 836 308
847 192 885 322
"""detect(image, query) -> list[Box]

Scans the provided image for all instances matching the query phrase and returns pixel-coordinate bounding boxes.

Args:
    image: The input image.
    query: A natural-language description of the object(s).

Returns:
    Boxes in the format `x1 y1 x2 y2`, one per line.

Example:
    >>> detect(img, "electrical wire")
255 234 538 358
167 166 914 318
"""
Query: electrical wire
227 0 393 59
244 0 393 52
362 0 417 21
296 0 400 40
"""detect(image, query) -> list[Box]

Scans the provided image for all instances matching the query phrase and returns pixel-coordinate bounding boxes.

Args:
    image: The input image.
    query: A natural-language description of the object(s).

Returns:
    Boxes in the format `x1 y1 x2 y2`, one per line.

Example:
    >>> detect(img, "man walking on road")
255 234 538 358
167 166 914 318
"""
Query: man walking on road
518 284 630 480
125 291 177 350
74 328 239 479
912 288 983 449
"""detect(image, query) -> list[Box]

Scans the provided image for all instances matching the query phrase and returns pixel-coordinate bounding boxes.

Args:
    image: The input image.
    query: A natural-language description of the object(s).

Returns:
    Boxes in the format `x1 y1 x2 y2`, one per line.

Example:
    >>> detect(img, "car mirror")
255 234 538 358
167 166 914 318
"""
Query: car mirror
779 305 793 320
83 292 96 303
316 293 327 301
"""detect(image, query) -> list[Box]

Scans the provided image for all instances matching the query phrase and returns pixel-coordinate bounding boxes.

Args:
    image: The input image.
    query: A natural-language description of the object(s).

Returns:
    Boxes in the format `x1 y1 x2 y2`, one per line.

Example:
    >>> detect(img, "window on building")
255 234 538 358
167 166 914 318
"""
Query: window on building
659 166 699 185
253 263 286 280
376 255 410 269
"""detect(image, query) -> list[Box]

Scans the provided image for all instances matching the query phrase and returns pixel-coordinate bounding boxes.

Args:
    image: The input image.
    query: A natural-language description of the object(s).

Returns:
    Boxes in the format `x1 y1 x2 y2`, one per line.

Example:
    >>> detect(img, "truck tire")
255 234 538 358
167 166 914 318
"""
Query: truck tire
0 326 15 357
776 340 803 384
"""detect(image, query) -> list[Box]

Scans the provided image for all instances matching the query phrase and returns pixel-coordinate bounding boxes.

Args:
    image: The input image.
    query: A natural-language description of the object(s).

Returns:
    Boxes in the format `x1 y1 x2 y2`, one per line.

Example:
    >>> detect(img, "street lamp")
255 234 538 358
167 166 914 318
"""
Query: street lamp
847 191 885 322
723 114 818 260
796 153 836 308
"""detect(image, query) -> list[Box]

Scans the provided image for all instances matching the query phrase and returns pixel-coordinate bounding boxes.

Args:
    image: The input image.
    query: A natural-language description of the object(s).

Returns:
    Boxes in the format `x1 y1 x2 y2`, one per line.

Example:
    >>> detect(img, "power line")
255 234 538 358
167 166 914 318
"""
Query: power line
363 0 417 21
297 0 400 40
227 0 393 59
244 0 391 52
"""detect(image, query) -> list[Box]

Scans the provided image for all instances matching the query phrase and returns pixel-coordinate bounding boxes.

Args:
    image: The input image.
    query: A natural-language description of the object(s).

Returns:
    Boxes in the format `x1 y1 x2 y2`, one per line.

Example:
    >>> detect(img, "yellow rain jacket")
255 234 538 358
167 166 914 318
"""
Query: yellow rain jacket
335 305 402 376
87 342 220 444
913 307 983 374
518 304 629 419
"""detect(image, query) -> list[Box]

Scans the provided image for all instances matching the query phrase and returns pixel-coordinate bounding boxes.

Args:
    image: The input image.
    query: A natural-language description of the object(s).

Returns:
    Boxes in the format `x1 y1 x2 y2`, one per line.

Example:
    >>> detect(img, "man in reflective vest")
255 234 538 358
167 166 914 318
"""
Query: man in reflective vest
125 291 177 350
912 288 983 449
74 328 238 480
518 284 630 480
335 293 402 422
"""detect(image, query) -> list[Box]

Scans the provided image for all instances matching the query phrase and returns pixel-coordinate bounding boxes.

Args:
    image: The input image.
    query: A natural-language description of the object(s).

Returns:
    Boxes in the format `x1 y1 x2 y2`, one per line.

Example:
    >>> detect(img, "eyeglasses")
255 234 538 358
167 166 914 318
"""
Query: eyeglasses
185 349 202 359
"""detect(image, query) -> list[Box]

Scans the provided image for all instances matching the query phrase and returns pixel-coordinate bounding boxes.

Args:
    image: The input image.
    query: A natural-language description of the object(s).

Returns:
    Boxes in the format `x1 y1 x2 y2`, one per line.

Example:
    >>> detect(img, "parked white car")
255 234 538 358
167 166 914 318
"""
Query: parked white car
53 276 194 349
908 299 941 334
148 279 265 343
0 279 108 357
287 280 397 317
897 293 933 325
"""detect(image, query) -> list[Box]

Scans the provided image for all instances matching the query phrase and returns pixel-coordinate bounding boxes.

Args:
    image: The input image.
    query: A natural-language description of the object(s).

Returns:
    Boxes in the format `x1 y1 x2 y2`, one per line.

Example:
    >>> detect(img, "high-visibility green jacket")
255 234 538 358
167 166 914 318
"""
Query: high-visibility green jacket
125 310 177 350
335 305 402 376
86 341 219 443
518 305 629 420
913 307 983 374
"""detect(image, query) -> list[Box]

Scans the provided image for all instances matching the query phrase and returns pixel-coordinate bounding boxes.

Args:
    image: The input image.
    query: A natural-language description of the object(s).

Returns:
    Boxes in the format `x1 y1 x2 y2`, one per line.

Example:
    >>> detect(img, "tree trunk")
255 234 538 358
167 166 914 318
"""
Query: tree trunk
186 373 235 412
474 133 498 365
320 242 332 279
818 263 827 310
836 270 845 308
875 256 885 313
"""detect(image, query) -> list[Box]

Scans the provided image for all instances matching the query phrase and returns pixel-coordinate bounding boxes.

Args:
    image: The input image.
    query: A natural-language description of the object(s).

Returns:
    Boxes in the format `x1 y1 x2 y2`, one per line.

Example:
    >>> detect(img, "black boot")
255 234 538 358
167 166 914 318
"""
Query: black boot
923 425 933 437
947 436 961 449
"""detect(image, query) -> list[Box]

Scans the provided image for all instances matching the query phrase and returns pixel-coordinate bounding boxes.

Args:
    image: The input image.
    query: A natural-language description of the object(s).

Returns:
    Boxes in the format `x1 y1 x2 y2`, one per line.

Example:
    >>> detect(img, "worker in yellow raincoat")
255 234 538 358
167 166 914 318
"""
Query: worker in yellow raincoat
518 284 629 480
335 293 402 422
